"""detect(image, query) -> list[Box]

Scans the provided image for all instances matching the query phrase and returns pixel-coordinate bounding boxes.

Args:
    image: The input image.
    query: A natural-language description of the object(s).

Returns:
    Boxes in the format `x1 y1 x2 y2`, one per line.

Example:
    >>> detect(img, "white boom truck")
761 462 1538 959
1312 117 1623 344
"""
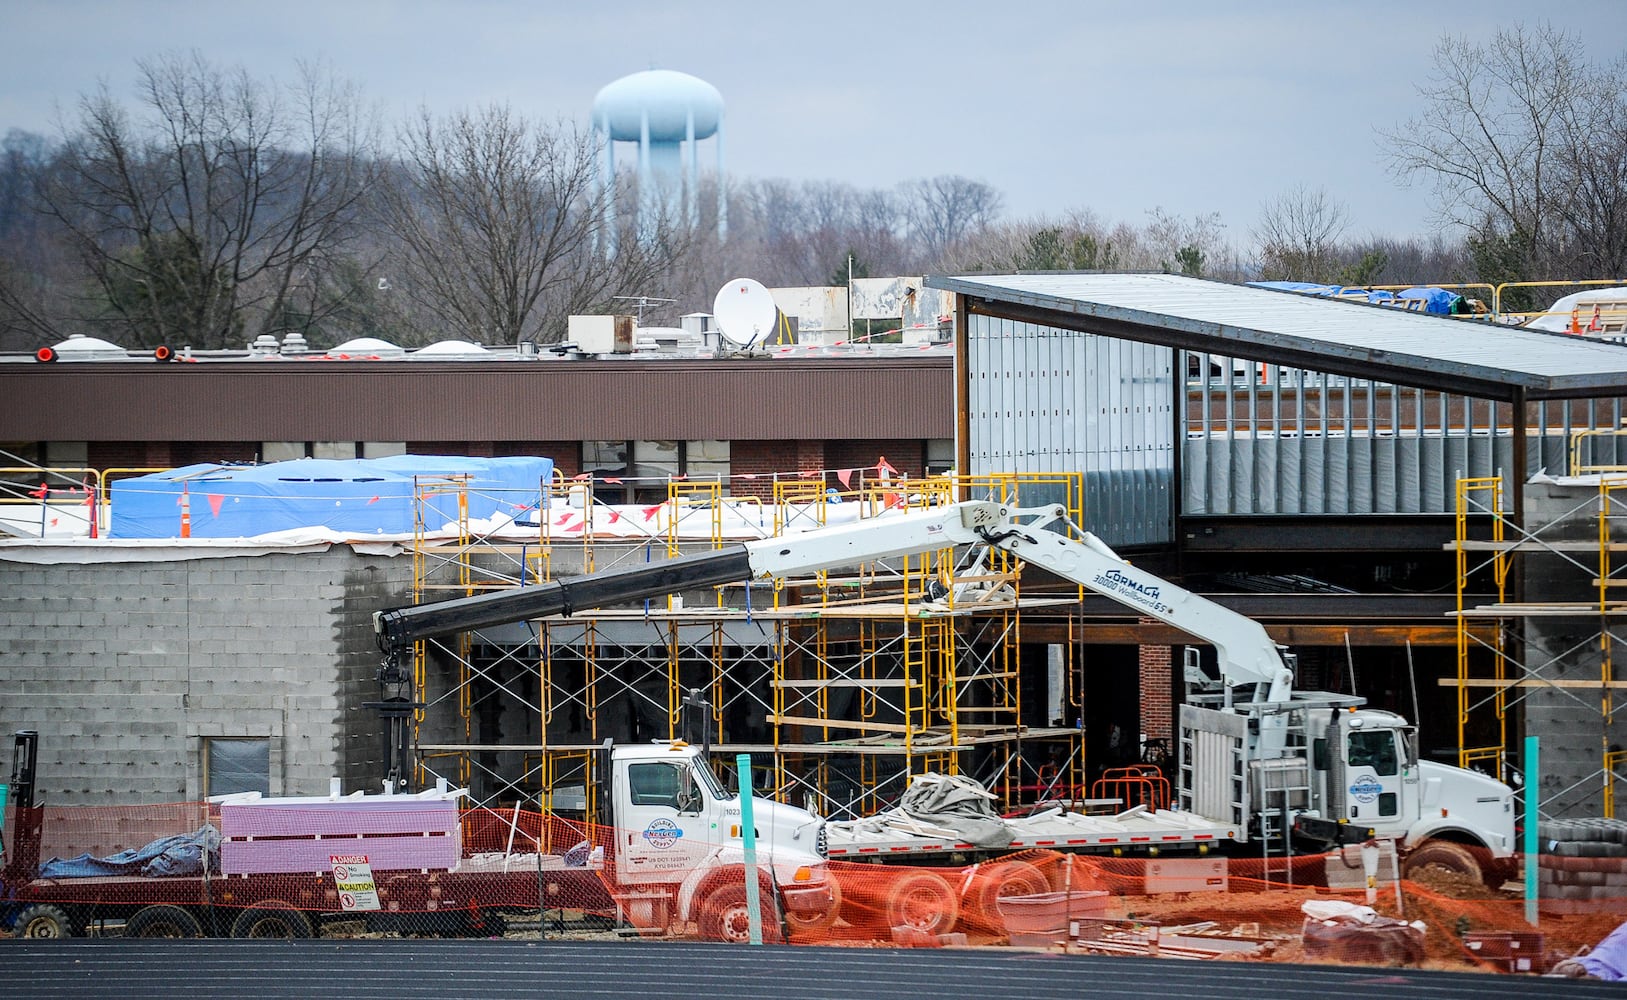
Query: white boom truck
373 499 1516 923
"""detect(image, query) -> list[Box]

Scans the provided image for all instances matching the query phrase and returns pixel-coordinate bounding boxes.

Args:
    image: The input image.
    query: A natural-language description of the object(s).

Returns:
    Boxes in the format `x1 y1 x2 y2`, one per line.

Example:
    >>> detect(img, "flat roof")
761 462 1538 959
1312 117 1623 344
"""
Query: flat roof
928 272 1627 401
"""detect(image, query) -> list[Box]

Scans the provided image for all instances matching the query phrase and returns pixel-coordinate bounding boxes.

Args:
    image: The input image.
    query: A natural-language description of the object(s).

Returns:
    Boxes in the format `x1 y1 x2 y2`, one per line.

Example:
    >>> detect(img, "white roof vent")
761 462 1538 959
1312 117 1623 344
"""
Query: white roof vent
410 339 492 360
249 334 281 356
331 337 406 358
47 334 127 361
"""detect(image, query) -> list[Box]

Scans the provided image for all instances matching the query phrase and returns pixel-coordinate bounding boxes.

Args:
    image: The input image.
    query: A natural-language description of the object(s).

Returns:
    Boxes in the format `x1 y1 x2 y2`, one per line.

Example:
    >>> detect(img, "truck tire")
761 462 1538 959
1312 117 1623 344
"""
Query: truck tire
698 884 784 944
125 905 203 938
885 871 960 936
962 860 1050 931
14 904 74 938
783 872 842 934
231 902 314 939
1402 840 1484 888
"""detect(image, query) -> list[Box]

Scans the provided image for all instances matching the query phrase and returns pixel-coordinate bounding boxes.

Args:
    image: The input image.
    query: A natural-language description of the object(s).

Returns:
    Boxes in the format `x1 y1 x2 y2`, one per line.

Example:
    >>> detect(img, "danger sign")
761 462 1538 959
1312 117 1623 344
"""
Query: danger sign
330 854 381 912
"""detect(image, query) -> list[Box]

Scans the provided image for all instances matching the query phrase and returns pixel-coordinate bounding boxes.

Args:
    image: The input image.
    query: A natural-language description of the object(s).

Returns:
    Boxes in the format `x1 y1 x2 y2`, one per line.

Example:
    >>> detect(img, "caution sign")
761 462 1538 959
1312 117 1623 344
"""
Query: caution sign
330 854 381 912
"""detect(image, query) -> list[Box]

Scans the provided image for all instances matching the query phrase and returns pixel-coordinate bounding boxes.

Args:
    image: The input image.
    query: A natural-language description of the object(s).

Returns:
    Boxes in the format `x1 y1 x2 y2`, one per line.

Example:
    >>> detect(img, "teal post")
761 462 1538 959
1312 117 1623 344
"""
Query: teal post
1524 736 1539 926
736 753 763 945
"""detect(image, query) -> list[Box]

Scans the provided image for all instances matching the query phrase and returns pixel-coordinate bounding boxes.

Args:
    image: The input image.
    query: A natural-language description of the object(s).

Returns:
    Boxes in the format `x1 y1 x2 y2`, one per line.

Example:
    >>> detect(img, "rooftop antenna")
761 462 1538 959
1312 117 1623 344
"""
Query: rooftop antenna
611 295 677 327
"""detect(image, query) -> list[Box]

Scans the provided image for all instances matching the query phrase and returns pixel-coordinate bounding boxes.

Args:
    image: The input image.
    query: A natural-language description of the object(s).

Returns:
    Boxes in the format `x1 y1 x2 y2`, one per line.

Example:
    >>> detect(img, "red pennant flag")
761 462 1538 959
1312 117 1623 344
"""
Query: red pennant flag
571 472 591 480
607 510 622 523
798 469 820 478
206 494 225 517
739 474 757 480
672 474 686 481
642 505 663 521
836 468 853 488
368 496 381 505
28 482 47 499
602 477 622 484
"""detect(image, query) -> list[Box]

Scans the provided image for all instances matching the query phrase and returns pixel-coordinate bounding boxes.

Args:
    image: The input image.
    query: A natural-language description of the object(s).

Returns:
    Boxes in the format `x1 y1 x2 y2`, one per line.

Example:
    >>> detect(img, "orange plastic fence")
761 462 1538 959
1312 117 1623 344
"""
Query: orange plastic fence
2 802 1620 977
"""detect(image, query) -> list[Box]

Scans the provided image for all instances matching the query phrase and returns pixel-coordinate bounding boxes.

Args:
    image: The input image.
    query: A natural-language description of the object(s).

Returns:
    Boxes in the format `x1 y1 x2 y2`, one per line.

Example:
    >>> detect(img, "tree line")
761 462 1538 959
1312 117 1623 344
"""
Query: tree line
0 23 1621 352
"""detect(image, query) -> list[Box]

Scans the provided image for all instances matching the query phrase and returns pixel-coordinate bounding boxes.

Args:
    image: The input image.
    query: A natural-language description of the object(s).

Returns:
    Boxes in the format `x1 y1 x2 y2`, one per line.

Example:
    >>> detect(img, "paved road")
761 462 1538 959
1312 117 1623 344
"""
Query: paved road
1 940 1620 1000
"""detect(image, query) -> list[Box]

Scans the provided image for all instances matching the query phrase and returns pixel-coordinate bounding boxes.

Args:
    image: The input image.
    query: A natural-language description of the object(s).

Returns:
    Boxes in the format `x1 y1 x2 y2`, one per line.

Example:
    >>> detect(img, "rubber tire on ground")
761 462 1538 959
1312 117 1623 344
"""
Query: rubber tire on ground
231 902 315 939
962 860 1051 931
884 871 961 936
1401 840 1484 888
782 872 843 934
125 905 204 938
14 904 74 939
698 884 784 944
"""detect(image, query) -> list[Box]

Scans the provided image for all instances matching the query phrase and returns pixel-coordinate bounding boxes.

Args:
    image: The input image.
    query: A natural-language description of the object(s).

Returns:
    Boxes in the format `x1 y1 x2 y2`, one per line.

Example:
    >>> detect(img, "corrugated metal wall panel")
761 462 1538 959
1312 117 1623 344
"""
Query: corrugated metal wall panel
1173 363 1627 515
965 314 1174 545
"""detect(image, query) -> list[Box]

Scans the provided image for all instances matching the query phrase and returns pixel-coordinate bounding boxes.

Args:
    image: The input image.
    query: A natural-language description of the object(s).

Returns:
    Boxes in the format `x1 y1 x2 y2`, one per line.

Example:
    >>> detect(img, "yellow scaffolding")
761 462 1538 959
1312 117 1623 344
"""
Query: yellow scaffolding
410 471 1085 817
1451 435 1627 812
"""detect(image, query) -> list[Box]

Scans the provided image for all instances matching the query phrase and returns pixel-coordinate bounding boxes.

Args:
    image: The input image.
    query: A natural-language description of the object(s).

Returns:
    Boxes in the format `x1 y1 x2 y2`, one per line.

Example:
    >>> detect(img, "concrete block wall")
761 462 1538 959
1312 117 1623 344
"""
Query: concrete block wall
0 547 414 805
1521 480 1627 816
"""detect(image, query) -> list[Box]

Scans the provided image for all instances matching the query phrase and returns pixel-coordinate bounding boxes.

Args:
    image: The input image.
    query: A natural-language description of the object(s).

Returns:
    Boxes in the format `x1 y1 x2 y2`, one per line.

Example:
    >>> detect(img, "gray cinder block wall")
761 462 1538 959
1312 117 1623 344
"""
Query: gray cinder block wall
1523 479 1627 816
0 547 414 805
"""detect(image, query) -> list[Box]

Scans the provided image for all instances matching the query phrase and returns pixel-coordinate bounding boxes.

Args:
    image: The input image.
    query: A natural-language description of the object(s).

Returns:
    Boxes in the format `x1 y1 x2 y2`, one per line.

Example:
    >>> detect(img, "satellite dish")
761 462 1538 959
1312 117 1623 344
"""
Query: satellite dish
713 278 795 348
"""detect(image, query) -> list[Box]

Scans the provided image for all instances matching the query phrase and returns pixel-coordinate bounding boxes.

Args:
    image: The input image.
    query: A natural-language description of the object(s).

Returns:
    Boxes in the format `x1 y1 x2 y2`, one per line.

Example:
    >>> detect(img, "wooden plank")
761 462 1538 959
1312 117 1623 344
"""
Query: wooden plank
1435 678 1627 689
1452 540 1627 551
773 678 914 689
767 715 918 734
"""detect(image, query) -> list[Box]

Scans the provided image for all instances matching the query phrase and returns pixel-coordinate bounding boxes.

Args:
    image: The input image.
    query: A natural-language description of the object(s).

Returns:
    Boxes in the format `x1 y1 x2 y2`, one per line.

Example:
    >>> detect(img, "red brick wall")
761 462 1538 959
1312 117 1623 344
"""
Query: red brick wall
728 440 828 499
825 440 924 480
88 441 256 471
492 441 581 478
1138 640 1174 744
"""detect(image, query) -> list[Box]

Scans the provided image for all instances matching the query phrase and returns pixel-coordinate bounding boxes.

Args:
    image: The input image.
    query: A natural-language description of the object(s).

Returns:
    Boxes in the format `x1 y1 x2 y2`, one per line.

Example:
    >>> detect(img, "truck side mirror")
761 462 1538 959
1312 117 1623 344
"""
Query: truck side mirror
677 766 702 813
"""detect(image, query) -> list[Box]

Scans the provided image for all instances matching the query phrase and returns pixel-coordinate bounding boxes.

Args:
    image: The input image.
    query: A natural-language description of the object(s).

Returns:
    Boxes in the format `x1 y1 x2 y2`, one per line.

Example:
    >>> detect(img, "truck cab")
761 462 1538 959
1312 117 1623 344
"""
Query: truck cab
1310 707 1514 873
604 741 834 938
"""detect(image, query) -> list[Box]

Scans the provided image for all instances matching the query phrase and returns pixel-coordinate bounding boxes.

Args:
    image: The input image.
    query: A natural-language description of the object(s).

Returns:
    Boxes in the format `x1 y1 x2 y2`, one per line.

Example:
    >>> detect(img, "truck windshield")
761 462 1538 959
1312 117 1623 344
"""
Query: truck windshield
694 760 733 799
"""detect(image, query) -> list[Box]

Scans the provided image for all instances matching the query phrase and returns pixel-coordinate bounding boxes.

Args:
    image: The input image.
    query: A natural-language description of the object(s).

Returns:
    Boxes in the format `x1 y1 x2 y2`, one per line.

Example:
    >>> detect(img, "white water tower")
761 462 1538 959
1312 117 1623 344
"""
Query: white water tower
593 70 726 250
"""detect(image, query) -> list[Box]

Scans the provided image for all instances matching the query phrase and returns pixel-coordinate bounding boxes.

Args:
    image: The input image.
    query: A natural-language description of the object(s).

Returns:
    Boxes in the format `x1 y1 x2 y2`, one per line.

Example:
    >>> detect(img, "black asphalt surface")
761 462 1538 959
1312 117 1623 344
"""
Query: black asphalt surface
0 940 1619 1000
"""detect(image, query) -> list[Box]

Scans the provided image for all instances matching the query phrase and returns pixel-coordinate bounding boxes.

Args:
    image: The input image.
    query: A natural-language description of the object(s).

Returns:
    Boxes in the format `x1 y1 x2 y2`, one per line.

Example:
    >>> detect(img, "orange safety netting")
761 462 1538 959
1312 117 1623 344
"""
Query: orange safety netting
2 801 1620 977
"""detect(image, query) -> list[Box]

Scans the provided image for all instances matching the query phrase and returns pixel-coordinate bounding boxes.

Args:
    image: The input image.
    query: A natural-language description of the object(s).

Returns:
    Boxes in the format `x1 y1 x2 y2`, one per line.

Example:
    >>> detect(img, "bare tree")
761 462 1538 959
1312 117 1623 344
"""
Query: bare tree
35 53 378 349
1550 56 1627 275
380 105 684 344
901 175 1002 262
1380 23 1601 280
1252 185 1351 281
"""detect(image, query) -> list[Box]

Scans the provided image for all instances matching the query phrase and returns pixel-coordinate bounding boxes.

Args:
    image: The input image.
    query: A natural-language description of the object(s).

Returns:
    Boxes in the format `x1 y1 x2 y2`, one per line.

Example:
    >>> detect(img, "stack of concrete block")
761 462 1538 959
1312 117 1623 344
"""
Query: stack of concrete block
1538 818 1627 914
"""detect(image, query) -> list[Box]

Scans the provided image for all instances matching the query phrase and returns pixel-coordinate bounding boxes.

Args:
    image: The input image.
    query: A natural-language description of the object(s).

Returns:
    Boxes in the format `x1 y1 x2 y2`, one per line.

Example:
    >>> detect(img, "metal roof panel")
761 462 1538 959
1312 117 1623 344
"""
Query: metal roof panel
929 272 1627 400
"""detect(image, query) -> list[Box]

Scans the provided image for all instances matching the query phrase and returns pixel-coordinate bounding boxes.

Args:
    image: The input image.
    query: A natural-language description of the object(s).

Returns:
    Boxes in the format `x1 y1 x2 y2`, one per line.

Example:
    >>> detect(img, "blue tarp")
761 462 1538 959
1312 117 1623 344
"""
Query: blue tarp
110 455 554 539
1249 281 1465 315
1578 919 1627 981
38 825 220 878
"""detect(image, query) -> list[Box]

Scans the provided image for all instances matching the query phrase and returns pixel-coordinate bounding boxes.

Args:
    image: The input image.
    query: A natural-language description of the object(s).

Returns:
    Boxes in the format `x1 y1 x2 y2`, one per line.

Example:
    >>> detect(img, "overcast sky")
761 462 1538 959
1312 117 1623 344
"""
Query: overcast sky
3 1 1624 245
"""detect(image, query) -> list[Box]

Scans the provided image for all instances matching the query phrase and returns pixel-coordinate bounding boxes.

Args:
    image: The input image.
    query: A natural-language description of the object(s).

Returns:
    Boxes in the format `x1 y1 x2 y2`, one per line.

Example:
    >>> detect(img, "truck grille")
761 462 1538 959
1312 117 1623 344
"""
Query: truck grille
816 821 828 859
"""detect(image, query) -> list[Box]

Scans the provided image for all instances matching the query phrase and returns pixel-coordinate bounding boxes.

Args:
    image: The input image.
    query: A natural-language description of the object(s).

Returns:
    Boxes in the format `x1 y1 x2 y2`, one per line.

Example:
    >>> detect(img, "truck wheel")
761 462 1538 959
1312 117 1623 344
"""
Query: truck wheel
783 874 843 934
885 871 960 936
14 904 75 938
699 884 784 945
231 902 314 939
125 905 203 938
964 860 1050 930
1402 840 1484 888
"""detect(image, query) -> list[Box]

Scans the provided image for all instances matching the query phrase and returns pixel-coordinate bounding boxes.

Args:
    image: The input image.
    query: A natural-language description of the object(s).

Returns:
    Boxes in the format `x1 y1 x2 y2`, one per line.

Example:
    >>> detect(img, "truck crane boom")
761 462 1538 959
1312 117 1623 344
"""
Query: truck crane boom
375 499 1294 733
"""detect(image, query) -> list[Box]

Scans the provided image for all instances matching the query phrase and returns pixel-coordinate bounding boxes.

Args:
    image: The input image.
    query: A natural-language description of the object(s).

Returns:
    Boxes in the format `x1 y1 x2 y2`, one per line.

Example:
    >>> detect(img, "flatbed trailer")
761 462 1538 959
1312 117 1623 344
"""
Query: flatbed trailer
825 807 1242 861
5 854 617 938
